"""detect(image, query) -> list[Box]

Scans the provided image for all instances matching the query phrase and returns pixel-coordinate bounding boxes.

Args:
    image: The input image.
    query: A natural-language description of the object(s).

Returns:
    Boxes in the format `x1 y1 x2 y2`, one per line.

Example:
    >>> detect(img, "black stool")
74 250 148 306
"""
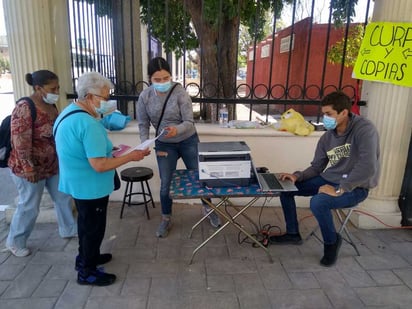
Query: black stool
120 167 155 219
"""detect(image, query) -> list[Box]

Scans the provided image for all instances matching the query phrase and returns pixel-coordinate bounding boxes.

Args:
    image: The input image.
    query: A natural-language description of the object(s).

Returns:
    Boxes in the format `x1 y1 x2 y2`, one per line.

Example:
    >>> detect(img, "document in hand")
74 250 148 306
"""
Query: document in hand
112 144 131 157
134 129 166 150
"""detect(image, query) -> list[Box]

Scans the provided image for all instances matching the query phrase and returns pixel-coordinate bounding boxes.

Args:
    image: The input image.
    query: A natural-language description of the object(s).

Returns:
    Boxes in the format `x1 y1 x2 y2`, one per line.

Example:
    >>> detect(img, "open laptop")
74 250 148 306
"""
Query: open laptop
252 161 298 192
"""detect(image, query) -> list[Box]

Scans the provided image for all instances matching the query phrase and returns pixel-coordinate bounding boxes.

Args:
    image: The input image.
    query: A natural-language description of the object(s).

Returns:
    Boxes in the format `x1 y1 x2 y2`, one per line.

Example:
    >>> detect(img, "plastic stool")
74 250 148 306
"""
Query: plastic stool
120 167 155 219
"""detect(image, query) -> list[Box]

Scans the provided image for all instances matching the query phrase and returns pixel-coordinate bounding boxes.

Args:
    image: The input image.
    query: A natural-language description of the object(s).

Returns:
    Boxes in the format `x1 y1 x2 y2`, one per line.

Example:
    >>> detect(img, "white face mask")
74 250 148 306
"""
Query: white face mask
43 93 59 105
94 99 117 114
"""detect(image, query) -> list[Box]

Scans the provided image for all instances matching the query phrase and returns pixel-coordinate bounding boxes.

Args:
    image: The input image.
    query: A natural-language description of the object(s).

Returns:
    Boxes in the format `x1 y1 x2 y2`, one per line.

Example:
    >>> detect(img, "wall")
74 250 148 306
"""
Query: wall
247 18 361 115
108 121 323 207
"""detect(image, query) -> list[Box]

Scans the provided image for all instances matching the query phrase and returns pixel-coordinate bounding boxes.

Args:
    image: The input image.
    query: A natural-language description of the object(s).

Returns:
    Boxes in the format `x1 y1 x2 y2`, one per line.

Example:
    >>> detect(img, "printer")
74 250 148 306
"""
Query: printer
198 141 251 187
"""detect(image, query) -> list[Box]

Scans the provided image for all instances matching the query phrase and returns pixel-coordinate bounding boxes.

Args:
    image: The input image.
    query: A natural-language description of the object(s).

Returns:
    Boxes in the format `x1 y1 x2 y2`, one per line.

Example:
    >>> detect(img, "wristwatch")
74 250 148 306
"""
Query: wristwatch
335 187 345 196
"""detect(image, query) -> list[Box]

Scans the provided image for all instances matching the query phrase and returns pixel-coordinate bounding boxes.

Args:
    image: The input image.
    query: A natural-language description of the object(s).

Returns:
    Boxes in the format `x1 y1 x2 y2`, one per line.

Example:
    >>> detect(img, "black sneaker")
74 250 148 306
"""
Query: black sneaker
269 233 303 245
77 269 116 286
320 233 342 267
75 253 113 271
97 253 112 265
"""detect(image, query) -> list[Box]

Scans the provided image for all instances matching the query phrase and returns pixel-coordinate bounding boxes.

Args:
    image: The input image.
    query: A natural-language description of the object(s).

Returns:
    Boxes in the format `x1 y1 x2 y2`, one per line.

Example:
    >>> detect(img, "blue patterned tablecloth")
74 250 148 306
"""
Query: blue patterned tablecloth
169 169 279 199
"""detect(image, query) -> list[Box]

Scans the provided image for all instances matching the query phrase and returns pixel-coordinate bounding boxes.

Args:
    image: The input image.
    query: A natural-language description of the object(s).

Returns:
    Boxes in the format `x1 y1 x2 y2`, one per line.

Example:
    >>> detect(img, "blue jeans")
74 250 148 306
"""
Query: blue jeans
279 176 369 244
155 133 200 215
7 173 77 249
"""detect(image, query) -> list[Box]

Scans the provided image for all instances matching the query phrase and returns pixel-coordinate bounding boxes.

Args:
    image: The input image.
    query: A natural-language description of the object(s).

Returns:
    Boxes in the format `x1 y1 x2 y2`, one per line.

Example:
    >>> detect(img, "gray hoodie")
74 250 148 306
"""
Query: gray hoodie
136 82 196 143
294 114 380 192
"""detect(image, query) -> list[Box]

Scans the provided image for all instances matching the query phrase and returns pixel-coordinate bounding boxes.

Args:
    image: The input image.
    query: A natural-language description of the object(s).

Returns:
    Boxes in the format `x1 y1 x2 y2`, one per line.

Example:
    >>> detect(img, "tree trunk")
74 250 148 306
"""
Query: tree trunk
186 0 239 122
218 15 240 120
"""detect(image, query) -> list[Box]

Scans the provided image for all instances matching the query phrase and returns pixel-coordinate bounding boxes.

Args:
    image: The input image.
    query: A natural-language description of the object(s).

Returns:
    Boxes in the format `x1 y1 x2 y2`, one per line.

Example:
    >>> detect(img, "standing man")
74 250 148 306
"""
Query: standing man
270 91 380 266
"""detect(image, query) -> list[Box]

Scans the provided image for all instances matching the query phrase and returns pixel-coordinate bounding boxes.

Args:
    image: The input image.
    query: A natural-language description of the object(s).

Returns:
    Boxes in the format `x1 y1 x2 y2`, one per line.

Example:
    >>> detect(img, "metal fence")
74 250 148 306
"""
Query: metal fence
67 0 373 122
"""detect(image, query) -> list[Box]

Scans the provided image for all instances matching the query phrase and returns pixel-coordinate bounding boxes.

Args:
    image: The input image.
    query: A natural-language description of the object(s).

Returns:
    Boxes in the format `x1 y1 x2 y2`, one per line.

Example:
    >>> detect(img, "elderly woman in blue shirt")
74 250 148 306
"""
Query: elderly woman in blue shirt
54 72 150 286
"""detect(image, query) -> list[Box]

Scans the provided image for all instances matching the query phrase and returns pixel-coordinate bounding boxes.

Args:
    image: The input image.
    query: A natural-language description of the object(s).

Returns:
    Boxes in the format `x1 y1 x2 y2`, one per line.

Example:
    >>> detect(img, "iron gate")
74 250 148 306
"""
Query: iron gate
67 0 373 122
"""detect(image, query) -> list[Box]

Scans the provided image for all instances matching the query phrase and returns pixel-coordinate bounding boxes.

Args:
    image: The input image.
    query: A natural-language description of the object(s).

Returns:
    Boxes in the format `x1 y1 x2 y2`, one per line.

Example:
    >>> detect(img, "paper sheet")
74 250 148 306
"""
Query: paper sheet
134 129 166 150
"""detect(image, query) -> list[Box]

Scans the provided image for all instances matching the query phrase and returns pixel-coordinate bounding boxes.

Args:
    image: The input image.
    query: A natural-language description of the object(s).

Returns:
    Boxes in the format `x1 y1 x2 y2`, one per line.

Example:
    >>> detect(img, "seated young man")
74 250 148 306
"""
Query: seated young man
270 91 380 267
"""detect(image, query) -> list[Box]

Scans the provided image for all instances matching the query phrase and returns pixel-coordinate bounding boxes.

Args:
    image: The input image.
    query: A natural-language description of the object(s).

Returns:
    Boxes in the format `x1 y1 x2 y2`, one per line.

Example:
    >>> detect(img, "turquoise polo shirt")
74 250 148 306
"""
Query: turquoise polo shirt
54 103 114 199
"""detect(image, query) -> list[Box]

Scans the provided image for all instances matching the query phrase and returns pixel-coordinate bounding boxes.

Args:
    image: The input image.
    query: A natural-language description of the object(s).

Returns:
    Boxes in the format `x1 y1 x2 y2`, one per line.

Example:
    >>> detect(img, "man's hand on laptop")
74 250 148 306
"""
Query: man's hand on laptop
279 173 297 183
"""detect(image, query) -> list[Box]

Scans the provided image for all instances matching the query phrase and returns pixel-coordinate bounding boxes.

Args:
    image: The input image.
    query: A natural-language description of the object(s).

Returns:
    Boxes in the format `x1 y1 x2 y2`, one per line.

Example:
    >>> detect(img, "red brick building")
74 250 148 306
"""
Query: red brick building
246 18 361 114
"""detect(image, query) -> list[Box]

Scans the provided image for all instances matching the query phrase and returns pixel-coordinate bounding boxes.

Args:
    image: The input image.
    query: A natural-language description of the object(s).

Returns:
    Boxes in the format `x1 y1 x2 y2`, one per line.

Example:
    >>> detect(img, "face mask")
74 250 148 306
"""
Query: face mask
152 81 172 93
94 100 117 115
43 93 59 105
323 114 337 130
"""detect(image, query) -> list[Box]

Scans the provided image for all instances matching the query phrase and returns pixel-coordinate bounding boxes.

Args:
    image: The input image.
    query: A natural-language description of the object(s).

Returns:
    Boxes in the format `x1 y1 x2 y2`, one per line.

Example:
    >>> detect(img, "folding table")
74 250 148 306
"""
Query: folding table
169 169 279 264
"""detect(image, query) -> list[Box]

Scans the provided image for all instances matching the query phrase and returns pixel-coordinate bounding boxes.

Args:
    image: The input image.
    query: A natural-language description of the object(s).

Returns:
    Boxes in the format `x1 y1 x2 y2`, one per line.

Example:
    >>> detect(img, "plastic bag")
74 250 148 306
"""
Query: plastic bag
101 111 131 131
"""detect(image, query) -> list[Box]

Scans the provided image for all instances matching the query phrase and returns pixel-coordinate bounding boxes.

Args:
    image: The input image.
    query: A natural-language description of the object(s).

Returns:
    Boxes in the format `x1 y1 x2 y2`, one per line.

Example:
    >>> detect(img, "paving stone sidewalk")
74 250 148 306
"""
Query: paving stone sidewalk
1 202 412 309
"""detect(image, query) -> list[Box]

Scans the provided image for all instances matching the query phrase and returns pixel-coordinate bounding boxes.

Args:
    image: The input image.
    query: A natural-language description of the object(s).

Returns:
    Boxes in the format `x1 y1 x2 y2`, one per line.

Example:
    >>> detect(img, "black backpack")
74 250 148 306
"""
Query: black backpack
0 97 37 168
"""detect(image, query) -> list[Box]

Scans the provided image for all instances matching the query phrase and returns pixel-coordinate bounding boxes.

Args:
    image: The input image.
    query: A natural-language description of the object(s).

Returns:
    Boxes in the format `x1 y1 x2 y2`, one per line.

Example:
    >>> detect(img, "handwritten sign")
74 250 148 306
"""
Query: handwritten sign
353 22 412 87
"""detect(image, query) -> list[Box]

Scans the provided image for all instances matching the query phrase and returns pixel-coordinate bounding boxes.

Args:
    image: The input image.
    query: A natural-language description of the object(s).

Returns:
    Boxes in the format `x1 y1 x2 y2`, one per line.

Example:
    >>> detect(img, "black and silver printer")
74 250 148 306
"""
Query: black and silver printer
198 141 251 187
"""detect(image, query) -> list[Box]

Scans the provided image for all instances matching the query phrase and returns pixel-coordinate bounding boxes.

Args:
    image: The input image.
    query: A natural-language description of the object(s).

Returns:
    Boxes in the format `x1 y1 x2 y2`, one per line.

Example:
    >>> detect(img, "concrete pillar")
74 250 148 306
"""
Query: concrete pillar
352 0 412 228
3 0 72 108
3 0 73 223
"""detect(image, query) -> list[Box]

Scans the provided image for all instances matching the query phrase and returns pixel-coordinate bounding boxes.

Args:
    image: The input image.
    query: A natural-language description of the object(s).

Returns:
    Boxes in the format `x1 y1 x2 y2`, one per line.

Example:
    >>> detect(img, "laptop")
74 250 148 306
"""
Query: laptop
252 161 298 192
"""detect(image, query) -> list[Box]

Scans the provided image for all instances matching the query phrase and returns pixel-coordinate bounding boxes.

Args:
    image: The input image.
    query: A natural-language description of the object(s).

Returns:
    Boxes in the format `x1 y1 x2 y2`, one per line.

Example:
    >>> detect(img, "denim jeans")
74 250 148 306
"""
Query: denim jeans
7 173 77 249
155 132 200 215
279 176 369 244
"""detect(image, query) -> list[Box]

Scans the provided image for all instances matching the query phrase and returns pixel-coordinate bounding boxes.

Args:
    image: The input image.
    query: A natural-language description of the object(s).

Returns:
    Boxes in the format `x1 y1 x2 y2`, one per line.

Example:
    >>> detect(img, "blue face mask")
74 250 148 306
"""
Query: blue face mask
323 114 337 130
95 100 117 115
152 81 172 93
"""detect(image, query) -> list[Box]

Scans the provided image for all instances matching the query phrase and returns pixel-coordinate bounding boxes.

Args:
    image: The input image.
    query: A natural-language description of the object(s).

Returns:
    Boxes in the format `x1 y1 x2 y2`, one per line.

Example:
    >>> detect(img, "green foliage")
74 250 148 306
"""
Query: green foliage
140 0 198 57
74 0 361 61
139 0 291 57
0 57 10 74
240 1 272 41
331 0 358 26
139 0 358 58
327 24 364 67
238 24 251 67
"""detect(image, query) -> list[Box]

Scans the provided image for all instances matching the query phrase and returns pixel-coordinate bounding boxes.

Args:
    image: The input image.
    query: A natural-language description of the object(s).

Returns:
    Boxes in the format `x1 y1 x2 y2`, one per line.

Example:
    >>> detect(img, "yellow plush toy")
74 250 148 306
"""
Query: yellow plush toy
274 108 315 136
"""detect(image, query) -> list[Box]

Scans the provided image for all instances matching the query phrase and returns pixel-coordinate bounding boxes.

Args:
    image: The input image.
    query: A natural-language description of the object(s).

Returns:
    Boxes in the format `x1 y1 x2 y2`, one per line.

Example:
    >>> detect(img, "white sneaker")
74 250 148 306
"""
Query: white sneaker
156 219 172 238
5 246 31 257
62 233 78 239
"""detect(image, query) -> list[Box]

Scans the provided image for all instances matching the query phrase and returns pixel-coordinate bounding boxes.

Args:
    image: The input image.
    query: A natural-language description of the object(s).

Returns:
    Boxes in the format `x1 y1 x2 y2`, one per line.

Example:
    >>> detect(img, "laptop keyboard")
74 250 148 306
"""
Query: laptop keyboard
261 173 282 190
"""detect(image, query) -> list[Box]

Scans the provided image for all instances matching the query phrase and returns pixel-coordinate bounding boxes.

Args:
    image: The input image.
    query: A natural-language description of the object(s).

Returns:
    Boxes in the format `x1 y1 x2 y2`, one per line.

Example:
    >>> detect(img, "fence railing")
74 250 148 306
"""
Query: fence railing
67 0 373 122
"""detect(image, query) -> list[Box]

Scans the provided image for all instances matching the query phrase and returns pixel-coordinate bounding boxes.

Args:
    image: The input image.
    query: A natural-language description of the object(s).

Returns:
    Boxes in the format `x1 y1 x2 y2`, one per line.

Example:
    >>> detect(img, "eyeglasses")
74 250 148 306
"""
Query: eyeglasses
89 93 110 101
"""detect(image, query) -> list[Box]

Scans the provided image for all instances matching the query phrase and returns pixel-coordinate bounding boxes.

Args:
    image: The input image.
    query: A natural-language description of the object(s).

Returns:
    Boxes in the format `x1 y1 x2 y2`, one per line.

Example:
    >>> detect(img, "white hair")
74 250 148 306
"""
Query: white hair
77 72 114 99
